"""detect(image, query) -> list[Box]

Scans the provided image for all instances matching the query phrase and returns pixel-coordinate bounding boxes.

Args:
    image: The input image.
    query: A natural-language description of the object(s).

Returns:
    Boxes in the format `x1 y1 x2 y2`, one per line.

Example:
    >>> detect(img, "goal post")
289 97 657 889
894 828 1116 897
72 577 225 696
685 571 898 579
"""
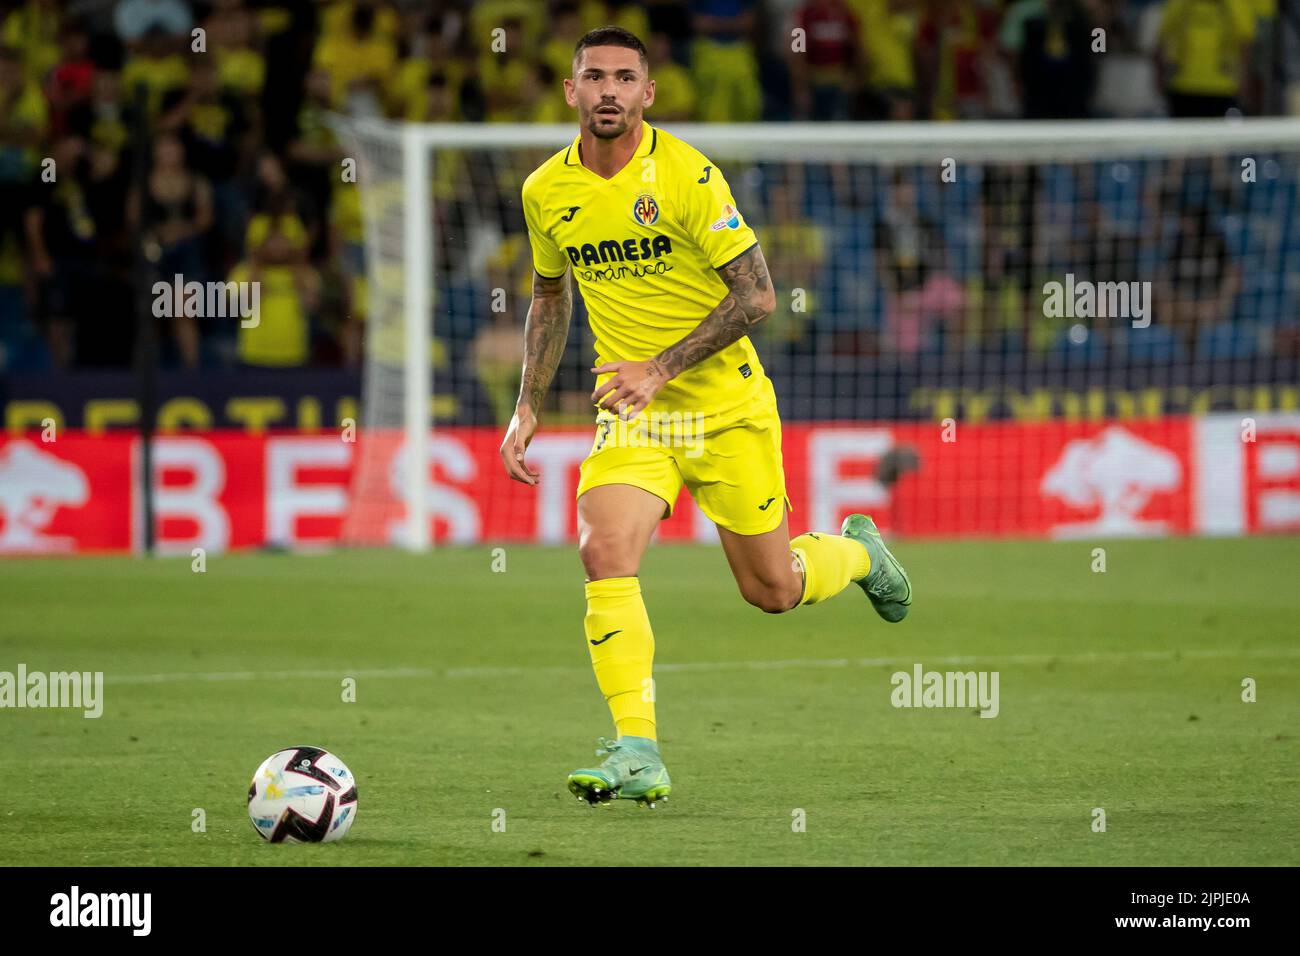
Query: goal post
331 117 1300 549
400 125 432 552
331 116 435 551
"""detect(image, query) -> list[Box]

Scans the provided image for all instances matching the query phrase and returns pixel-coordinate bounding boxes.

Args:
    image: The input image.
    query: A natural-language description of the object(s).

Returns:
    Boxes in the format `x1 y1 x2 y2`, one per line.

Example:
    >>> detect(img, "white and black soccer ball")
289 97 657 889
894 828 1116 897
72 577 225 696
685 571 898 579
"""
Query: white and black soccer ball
247 746 358 843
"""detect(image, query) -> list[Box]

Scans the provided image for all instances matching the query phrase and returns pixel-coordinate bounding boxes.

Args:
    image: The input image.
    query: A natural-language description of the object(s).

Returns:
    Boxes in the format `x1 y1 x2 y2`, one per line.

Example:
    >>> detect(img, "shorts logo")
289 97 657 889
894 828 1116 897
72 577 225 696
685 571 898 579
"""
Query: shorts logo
710 203 741 231
632 194 660 226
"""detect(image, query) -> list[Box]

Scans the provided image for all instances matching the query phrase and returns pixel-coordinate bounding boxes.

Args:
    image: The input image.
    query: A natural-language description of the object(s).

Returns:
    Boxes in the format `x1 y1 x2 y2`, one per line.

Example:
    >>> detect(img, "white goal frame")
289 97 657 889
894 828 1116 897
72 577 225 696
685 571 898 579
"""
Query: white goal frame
336 117 1300 551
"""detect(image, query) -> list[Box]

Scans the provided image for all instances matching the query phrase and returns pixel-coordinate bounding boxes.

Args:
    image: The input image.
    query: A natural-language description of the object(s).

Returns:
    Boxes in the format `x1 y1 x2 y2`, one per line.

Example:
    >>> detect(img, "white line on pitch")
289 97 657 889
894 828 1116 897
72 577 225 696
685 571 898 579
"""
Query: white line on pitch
109 667 434 685
104 647 1300 685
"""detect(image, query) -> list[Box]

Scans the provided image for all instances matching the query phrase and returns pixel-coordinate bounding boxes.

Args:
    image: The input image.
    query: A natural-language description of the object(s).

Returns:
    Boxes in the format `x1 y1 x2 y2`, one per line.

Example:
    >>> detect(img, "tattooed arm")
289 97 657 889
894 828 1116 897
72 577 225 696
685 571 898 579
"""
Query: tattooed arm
500 270 572 485
517 271 573 411
655 242 776 377
592 243 776 418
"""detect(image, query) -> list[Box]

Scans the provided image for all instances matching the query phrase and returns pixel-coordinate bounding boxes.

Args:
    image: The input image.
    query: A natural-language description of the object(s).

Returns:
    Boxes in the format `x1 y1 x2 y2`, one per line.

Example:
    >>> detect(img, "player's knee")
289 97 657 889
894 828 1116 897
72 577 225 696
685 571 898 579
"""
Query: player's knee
740 578 800 614
578 532 639 580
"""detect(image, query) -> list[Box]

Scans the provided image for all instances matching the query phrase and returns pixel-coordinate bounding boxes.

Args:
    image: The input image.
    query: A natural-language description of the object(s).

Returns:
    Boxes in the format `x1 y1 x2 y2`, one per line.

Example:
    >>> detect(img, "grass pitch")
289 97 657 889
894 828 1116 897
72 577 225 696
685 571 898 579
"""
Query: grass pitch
1 536 1297 866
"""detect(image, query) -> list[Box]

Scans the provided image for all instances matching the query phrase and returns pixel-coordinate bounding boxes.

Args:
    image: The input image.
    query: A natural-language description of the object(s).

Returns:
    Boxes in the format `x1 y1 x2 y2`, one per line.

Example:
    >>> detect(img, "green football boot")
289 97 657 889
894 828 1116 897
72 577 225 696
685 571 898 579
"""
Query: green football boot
567 736 671 808
840 514 912 623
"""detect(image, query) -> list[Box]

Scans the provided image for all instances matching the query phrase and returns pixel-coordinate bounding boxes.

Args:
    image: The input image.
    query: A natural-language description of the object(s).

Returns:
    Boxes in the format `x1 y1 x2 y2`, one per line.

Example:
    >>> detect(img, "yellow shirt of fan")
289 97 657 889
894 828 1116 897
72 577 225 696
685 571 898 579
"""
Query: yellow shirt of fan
521 122 769 427
1160 0 1257 96
231 263 308 368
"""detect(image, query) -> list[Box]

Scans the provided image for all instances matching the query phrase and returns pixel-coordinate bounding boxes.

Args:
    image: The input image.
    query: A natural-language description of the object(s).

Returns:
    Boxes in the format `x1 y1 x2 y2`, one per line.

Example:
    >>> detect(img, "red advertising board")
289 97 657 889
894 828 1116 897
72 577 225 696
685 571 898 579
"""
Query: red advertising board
1 415 1296 554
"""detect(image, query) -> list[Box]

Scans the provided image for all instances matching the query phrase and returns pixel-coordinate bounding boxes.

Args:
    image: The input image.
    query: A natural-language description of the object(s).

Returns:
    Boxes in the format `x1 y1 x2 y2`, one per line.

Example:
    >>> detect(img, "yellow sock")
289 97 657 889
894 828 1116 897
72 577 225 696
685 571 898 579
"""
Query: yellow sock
584 576 656 740
790 532 871 606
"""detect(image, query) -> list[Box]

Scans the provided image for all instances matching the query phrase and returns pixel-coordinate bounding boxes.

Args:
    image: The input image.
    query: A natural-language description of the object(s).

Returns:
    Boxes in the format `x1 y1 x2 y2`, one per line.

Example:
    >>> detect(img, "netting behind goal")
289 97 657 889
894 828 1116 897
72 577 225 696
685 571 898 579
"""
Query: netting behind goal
332 121 431 548
335 119 1300 548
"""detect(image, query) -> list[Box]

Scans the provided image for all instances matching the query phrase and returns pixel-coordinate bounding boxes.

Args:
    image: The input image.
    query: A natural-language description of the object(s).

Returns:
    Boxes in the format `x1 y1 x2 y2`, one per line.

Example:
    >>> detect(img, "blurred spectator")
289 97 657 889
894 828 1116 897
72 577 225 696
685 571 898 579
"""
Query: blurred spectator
789 0 861 121
468 0 544 55
1159 0 1256 117
230 251 319 368
392 14 467 121
287 67 342 252
873 169 964 355
977 161 1040 353
916 0 999 121
1088 0 1164 118
205 0 266 103
129 131 213 366
542 2 587 86
645 0 692 63
1001 0 1098 119
82 69 131 210
477 17 532 123
471 310 526 425
849 0 918 120
691 0 763 122
121 26 189 115
249 151 318 258
233 159 320 367
7 0 63 83
76 70 132 272
586 1 652 39
0 44 44 267
754 165 825 349
312 0 398 115
45 17 95 136
24 135 96 367
416 70 458 122
161 56 251 266
327 172 364 367
645 31 695 120
523 62 571 123
114 0 191 43
1159 204 1240 355
320 0 400 44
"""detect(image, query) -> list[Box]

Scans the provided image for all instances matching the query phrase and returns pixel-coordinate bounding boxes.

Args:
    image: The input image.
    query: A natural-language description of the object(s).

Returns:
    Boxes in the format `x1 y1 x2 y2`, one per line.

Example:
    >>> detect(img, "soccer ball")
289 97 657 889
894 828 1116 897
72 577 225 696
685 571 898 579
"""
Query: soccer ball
247 746 358 843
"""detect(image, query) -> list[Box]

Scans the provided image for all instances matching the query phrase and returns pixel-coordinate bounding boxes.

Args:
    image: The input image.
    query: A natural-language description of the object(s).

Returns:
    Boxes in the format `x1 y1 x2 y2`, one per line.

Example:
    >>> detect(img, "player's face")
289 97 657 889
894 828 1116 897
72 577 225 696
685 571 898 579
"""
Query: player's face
565 46 655 139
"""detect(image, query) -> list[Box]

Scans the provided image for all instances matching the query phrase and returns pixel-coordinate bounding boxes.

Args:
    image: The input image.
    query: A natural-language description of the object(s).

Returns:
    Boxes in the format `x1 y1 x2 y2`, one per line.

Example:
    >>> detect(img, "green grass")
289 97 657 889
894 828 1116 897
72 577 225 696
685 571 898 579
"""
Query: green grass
1 536 1297 866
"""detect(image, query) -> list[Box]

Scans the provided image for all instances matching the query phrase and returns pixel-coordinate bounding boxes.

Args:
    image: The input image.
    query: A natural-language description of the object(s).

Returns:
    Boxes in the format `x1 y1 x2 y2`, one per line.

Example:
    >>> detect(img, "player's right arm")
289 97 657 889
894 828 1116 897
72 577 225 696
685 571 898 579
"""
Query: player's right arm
500 268 572 486
502 171 575 484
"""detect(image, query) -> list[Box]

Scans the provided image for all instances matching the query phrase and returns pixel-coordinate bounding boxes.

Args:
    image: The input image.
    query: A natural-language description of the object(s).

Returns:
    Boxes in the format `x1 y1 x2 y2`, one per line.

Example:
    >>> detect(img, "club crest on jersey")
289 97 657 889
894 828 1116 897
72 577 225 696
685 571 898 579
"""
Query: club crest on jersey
710 203 741 231
632 193 660 226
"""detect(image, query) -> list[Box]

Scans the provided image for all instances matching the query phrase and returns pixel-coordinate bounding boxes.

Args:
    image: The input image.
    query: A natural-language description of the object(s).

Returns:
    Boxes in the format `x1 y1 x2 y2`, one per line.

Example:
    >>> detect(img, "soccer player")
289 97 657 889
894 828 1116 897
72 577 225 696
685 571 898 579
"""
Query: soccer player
499 27 912 807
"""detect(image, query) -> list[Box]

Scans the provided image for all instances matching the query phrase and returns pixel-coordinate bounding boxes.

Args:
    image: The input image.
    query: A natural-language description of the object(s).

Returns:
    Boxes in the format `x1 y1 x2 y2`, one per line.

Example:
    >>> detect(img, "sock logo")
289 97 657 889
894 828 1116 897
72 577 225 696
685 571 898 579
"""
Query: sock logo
590 629 622 646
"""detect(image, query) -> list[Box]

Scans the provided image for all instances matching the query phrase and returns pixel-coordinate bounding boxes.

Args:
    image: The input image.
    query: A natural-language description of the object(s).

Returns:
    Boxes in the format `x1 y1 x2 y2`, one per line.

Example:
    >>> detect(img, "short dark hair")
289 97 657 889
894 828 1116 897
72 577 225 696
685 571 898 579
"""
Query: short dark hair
573 26 648 70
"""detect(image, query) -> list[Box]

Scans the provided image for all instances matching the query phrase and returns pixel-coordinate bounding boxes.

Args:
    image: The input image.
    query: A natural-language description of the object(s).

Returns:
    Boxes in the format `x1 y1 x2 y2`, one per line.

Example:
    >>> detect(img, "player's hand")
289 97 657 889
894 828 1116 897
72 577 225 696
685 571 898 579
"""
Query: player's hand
500 405 540 486
591 360 668 421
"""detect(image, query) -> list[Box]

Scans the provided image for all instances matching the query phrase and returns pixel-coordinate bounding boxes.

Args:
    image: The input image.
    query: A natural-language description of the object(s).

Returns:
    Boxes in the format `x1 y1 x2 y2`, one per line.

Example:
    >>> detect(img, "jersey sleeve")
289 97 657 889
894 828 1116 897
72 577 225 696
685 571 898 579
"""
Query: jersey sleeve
678 157 759 270
521 177 570 279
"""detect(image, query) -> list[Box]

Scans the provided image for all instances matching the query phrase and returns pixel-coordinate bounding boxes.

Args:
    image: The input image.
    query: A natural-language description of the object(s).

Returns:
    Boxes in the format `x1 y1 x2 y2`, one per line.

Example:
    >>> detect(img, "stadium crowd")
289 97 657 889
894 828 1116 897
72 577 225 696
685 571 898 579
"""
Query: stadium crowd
0 0 1295 418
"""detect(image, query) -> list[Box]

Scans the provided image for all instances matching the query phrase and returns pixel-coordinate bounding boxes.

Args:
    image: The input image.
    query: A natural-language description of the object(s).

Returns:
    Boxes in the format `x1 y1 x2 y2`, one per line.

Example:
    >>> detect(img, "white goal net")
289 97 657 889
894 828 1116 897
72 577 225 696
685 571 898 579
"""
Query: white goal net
332 118 1300 549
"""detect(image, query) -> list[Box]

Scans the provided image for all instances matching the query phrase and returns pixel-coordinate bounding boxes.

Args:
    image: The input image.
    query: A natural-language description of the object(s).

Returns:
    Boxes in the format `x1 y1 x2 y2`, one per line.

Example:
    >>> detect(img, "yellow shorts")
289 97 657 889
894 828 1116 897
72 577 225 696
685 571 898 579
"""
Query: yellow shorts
575 389 792 536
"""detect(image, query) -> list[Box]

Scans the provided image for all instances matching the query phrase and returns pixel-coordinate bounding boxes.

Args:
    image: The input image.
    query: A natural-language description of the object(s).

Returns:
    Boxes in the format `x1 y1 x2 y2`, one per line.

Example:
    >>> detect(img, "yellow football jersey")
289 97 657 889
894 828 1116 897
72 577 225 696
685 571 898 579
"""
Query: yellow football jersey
521 122 770 426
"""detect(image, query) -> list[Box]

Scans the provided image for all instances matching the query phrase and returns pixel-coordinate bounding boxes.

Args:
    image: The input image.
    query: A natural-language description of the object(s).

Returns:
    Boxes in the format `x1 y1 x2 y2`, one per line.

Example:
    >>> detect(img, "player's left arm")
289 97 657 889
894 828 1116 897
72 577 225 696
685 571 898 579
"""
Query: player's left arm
592 242 776 417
